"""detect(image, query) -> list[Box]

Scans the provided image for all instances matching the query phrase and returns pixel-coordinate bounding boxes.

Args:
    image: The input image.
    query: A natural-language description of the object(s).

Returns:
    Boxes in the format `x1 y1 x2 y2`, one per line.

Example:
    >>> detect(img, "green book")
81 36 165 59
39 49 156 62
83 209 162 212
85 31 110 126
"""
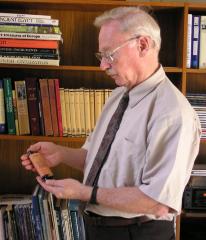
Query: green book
3 78 16 134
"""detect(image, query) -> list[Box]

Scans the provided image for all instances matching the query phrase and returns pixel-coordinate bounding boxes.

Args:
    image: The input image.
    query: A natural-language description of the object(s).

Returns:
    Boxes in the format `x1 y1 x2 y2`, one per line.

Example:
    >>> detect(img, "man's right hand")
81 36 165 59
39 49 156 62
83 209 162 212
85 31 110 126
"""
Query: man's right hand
20 142 62 172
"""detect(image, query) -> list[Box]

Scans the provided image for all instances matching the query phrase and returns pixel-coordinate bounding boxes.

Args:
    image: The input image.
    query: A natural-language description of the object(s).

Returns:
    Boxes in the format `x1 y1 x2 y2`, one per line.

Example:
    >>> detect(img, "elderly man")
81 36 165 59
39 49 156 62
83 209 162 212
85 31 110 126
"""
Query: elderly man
21 7 201 240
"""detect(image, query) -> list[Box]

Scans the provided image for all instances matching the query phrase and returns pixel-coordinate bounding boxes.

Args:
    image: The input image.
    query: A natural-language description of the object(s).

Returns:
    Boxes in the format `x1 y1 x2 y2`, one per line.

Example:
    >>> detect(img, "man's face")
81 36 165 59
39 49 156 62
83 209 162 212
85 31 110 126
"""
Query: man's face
98 21 141 89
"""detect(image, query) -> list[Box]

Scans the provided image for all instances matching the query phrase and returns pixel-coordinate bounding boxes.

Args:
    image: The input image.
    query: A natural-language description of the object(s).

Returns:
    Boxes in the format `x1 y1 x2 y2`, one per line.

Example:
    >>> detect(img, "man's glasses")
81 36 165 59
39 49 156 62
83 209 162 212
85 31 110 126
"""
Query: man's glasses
95 36 139 64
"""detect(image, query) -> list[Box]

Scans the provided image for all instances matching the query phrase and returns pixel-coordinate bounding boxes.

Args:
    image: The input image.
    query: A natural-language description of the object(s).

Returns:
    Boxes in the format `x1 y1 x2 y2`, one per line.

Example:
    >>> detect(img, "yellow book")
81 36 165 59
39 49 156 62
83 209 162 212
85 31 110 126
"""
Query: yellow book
12 90 19 135
59 88 68 136
14 80 30 135
84 89 91 136
74 89 81 136
94 89 102 124
79 88 86 136
89 89 95 132
69 89 76 136
64 89 72 136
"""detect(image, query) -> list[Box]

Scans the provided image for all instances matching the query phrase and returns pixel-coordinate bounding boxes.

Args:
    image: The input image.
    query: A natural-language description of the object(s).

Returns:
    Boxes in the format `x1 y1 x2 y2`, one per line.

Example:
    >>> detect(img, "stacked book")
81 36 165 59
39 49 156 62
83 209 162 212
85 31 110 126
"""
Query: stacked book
187 93 206 139
0 12 62 66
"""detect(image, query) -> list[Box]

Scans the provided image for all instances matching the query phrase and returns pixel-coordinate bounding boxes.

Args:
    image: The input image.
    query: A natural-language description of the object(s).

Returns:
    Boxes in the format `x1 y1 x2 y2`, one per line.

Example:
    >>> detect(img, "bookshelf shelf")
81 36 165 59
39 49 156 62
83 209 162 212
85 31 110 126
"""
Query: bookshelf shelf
0 64 183 72
0 134 86 143
186 69 206 74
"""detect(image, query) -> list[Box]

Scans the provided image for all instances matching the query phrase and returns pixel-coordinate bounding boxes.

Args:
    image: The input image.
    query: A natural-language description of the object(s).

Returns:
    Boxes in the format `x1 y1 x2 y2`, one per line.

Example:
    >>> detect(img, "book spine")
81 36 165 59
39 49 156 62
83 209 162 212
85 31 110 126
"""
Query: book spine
14 80 30 135
199 16 206 68
74 89 81 136
84 89 91 136
0 39 58 49
3 77 16 134
0 52 59 59
0 57 59 66
191 15 200 68
39 79 53 136
0 79 6 133
12 90 19 135
31 186 44 240
25 78 40 136
69 89 76 136
187 14 192 68
89 89 95 132
0 13 51 19
0 47 57 54
0 25 61 34
48 79 59 137
60 88 68 136
0 32 61 40
54 79 63 137
79 89 86 136
0 16 59 26
64 89 72 136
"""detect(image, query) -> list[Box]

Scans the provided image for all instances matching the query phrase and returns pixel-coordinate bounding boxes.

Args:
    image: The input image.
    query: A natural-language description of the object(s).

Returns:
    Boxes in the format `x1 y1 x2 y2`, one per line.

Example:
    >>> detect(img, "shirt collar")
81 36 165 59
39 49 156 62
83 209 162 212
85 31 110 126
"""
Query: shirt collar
128 65 166 108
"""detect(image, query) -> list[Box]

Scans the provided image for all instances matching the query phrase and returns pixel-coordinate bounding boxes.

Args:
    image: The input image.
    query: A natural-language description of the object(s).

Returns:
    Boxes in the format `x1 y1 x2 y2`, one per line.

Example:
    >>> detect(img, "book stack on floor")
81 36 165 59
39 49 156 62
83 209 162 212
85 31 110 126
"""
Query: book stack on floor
0 12 62 66
186 93 206 140
0 186 85 240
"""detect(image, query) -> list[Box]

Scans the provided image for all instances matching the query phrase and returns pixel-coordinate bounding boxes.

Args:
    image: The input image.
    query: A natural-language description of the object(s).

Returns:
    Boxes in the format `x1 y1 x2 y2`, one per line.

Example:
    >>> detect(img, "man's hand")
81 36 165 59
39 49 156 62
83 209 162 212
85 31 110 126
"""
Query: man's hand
36 176 92 201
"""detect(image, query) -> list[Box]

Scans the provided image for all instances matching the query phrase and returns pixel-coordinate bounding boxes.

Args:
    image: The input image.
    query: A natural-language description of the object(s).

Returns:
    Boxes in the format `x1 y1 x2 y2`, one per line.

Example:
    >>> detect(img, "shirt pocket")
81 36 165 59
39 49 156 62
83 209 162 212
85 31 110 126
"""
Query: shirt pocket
102 136 145 187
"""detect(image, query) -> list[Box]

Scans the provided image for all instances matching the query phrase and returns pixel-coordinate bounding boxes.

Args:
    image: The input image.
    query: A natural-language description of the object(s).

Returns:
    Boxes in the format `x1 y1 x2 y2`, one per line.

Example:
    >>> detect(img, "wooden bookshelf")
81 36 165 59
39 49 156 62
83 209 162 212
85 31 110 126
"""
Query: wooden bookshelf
0 1 206 239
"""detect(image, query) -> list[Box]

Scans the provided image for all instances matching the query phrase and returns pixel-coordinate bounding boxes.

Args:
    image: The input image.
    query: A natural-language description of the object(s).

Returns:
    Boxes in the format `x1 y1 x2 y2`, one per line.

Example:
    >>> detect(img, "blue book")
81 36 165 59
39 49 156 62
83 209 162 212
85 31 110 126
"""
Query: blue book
68 200 85 240
191 15 201 68
31 184 44 240
0 79 6 133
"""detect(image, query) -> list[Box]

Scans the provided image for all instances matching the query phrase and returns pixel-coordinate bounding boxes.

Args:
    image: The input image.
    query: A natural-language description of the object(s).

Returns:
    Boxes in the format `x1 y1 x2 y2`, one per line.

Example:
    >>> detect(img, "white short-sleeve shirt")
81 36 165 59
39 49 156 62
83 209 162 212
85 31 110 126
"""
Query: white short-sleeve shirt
82 66 201 220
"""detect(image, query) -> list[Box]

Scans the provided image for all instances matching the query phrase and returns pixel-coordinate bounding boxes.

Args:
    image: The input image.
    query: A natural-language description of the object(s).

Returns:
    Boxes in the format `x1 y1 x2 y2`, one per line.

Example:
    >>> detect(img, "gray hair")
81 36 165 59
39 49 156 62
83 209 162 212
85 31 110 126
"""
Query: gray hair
94 7 161 51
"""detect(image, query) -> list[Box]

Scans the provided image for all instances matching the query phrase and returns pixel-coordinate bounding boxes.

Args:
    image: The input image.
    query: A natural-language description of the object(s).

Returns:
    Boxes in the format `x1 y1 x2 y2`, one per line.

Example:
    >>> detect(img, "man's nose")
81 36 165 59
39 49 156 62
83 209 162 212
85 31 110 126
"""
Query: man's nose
100 58 111 71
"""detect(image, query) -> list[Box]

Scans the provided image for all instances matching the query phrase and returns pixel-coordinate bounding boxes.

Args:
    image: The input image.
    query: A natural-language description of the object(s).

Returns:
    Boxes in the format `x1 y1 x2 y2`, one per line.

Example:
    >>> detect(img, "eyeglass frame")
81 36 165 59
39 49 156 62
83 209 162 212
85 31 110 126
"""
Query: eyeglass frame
95 35 140 64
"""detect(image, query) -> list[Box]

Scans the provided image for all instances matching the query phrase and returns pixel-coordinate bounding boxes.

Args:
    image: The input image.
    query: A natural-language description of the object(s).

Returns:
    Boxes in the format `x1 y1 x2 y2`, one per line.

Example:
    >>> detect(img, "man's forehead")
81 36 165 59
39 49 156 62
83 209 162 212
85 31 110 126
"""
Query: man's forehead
98 21 127 51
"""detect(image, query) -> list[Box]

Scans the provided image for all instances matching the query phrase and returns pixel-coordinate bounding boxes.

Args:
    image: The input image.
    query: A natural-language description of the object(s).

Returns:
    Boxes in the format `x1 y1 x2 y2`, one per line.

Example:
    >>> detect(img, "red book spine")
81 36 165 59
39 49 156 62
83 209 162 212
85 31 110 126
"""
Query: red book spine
48 79 59 136
54 79 63 137
0 39 58 49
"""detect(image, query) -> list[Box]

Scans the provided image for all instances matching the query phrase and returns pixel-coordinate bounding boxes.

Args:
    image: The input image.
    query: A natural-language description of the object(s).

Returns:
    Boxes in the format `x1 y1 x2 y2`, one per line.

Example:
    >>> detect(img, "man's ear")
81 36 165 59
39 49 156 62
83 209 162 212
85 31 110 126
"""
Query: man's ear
138 36 150 57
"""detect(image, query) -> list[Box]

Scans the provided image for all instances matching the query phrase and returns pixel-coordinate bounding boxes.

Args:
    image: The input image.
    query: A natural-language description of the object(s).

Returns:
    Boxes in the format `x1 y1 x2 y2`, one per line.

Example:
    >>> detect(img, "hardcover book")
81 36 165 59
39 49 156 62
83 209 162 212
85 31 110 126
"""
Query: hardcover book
39 79 53 136
14 80 30 135
0 79 6 133
25 77 40 136
48 79 59 136
199 15 206 68
4 77 16 134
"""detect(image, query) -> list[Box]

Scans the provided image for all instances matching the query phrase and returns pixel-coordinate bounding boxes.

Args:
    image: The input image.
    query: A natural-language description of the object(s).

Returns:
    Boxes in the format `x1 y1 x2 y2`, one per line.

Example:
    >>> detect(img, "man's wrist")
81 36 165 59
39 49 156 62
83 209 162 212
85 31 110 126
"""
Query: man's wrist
89 185 99 205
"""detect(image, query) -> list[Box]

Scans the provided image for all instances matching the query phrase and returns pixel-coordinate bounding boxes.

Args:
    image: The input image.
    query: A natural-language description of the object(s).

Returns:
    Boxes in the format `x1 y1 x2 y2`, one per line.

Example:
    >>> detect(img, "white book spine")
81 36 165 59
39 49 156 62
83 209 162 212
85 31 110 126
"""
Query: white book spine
187 14 192 68
199 16 206 68
0 57 59 66
0 16 59 26
0 32 61 40
0 12 51 19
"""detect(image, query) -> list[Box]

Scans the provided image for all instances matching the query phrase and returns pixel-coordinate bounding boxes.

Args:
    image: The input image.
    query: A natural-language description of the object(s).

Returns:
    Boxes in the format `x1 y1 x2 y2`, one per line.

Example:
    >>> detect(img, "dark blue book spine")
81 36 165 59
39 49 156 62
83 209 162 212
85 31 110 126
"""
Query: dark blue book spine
191 15 201 68
31 185 44 240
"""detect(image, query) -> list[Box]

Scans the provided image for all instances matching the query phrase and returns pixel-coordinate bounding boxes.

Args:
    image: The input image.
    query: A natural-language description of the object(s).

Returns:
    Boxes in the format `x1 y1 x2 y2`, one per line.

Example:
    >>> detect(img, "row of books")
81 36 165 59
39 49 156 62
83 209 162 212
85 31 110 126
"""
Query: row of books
0 185 85 240
186 93 206 139
0 12 62 66
187 14 206 69
0 77 113 137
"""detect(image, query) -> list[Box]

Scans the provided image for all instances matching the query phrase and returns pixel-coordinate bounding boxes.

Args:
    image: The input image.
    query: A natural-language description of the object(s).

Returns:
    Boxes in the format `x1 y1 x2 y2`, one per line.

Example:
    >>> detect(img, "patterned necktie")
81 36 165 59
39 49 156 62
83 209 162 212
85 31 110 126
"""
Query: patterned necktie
85 91 129 186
